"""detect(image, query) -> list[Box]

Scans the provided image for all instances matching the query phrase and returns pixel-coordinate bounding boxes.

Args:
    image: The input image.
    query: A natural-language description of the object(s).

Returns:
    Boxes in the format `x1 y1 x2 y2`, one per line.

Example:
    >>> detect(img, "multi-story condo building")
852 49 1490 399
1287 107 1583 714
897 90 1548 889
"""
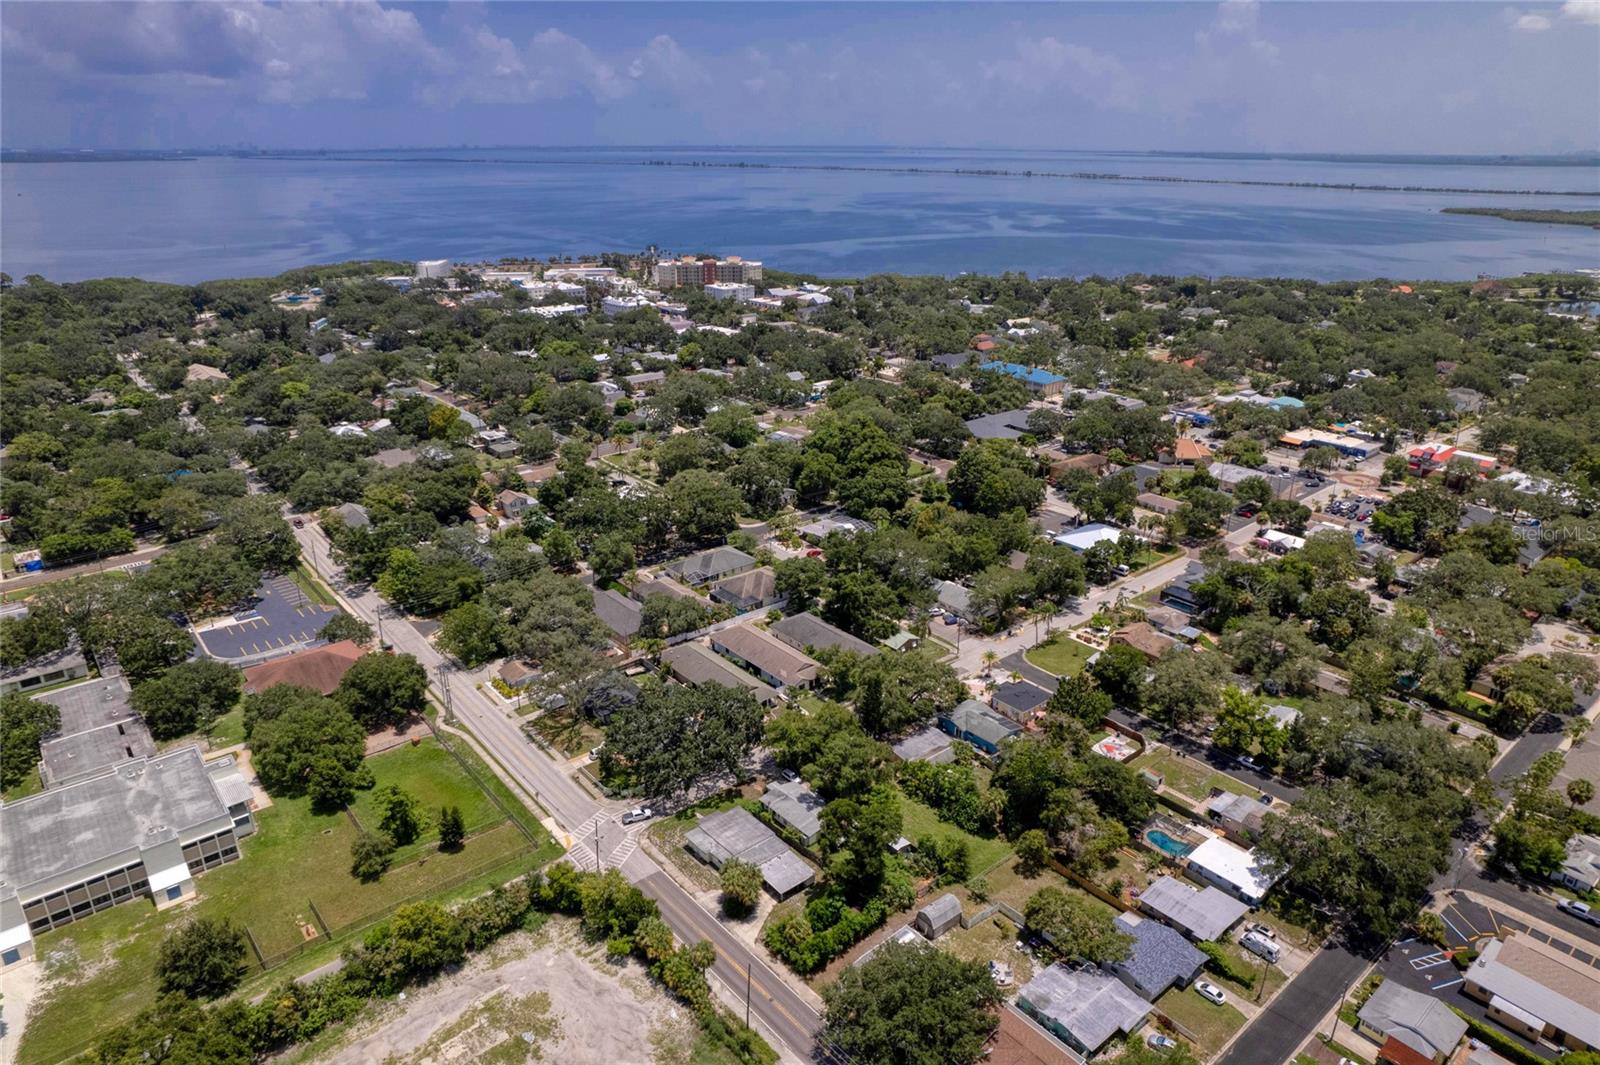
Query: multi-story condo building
653 256 764 289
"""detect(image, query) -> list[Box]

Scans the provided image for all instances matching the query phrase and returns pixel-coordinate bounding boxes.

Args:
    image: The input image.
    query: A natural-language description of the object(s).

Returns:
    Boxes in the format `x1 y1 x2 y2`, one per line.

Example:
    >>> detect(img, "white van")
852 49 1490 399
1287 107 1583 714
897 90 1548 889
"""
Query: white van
1240 930 1281 964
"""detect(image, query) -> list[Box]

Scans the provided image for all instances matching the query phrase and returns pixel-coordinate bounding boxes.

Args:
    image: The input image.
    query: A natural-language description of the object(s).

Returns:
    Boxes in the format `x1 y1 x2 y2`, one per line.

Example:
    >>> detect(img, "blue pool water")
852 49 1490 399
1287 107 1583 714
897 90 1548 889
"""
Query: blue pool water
1148 830 1195 858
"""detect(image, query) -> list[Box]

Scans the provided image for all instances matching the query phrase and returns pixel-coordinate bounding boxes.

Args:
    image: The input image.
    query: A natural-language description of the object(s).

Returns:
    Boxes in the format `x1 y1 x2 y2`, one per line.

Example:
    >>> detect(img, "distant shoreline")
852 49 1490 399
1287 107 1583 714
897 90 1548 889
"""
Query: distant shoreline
1441 206 1600 228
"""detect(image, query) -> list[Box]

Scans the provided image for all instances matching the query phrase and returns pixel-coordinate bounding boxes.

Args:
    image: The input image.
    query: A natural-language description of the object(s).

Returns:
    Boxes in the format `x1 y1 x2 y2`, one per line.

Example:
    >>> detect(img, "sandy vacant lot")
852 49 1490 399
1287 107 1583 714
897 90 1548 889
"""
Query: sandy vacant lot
299 918 705 1065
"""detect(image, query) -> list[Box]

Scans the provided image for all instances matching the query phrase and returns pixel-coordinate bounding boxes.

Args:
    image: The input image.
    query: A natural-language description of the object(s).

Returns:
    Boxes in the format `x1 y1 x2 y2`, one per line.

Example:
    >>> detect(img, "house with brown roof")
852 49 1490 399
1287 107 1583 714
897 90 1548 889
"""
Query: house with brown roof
710 625 821 690
1167 437 1213 465
710 567 781 612
1111 623 1176 661
184 363 229 385
1136 492 1183 516
241 640 365 695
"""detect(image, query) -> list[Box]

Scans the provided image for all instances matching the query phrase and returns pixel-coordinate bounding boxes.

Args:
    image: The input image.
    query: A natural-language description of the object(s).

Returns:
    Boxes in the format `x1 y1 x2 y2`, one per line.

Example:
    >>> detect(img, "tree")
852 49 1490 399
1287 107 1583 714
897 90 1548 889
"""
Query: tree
1221 615 1319 695
215 495 301 571
0 693 61 789
335 652 427 730
1212 687 1275 755
772 555 826 615
317 612 373 645
822 570 901 642
92 993 252 1065
350 830 396 881
100 611 193 681
1568 778 1595 808
821 940 1001 1065
438 601 502 667
377 783 424 845
156 918 248 999
967 564 1035 630
130 659 242 740
846 650 966 737
541 525 579 571
1025 545 1087 605
438 805 466 850
665 469 742 543
1145 648 1227 728
820 786 904 896
1023 886 1132 963
1015 828 1051 876
590 531 637 581
720 858 764 918
1045 673 1113 726
362 900 468 985
604 682 765 799
1086 642 1147 708
250 700 366 806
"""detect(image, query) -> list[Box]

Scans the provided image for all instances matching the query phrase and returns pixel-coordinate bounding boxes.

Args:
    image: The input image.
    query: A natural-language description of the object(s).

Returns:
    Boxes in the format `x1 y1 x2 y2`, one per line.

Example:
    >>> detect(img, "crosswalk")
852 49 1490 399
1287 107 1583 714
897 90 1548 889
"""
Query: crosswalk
566 814 637 871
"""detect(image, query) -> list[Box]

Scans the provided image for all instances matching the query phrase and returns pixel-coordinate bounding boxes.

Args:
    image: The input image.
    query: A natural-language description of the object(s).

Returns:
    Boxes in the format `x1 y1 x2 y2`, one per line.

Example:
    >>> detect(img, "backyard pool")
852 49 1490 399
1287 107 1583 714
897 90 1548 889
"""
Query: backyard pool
1147 829 1195 859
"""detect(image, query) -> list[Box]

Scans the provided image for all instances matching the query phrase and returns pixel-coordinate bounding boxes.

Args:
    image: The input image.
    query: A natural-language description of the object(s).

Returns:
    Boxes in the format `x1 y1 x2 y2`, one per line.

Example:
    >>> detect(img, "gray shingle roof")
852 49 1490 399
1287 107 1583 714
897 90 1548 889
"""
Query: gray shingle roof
1110 912 1207 1000
769 612 875 658
1357 979 1469 1060
1137 875 1249 941
761 779 825 839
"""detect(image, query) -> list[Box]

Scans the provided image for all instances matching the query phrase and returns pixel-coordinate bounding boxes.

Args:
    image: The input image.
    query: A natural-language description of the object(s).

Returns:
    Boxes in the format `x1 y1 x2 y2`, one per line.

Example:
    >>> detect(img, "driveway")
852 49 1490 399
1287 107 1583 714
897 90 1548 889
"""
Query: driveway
194 575 339 662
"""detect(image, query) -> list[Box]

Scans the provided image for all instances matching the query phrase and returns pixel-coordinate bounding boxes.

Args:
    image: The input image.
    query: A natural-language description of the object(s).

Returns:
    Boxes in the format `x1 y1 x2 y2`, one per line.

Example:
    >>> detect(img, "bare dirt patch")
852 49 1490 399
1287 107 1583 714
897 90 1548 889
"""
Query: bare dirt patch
302 918 702 1065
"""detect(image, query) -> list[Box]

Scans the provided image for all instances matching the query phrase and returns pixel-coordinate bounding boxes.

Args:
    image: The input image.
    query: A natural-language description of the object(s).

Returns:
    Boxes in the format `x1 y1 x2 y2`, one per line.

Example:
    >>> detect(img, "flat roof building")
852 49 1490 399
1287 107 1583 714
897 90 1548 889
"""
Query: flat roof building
684 806 812 898
1052 523 1124 552
1 645 89 696
0 746 254 968
1184 836 1280 906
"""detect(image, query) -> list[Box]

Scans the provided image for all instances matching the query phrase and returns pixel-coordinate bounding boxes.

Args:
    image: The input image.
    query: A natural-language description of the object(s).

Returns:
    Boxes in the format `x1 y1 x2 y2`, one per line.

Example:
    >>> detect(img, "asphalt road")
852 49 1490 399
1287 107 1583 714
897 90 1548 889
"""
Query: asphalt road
289 518 828 1060
1215 937 1372 1065
637 869 824 1061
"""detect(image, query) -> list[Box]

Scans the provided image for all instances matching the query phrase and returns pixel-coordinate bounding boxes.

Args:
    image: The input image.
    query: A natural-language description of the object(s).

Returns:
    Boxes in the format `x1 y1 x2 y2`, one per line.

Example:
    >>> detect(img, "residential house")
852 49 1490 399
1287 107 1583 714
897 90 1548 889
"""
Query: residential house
1136 493 1184 516
1184 837 1280 906
331 501 370 529
1053 523 1124 552
184 363 229 385
1106 912 1207 1001
964 408 1036 441
1111 623 1176 662
1160 564 1208 613
979 361 1068 397
769 612 875 658
684 807 813 899
625 371 667 393
993 680 1052 722
710 626 821 690
930 352 974 371
630 575 699 604
592 589 643 642
497 660 538 690
1204 791 1268 842
1356 981 1468 1064
240 641 365 696
939 699 1022 756
497 489 536 519
936 580 975 620
660 643 780 707
664 546 757 587
798 515 874 543
881 631 922 654
1168 436 1214 465
1463 933 1600 1052
1016 965 1152 1056
891 727 955 765
710 567 782 612
1136 875 1249 942
1555 834 1600 893
760 779 825 845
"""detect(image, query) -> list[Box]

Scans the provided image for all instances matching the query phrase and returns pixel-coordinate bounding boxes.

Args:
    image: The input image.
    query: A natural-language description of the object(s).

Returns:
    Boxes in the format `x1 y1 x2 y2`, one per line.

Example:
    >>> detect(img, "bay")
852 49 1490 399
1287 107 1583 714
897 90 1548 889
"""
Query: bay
2 146 1597 283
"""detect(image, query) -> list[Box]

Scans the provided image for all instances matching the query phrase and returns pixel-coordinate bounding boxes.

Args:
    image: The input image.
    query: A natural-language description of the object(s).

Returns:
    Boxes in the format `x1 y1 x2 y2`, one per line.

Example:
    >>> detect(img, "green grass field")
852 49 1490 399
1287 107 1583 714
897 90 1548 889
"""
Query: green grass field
17 738 558 1065
897 793 1014 875
1023 632 1095 677
1130 747 1261 801
1155 984 1248 1059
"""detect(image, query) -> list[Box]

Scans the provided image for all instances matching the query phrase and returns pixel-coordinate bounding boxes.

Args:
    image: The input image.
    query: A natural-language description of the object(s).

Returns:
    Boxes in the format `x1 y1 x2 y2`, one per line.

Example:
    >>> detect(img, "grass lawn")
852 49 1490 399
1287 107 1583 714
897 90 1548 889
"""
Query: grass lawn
1023 632 1095 677
1130 748 1261 802
17 741 557 1065
648 799 742 892
4 771 45 801
1126 545 1183 573
1155 985 1247 1059
350 739 506 850
526 707 605 758
205 706 246 748
288 562 338 607
939 912 1036 988
1207 939 1288 1002
897 793 1013 875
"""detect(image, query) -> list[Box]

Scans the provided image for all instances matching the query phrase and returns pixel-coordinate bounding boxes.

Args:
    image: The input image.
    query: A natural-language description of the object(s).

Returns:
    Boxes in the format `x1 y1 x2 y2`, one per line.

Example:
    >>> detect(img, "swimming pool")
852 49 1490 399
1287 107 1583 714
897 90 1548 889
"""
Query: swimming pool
1147 830 1195 858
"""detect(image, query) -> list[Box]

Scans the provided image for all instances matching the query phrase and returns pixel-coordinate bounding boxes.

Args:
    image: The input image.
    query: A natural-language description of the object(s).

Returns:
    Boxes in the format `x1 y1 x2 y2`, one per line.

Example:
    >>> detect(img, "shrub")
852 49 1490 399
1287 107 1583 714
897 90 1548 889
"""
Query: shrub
720 859 764 918
156 918 248 999
350 831 395 882
1197 941 1255 989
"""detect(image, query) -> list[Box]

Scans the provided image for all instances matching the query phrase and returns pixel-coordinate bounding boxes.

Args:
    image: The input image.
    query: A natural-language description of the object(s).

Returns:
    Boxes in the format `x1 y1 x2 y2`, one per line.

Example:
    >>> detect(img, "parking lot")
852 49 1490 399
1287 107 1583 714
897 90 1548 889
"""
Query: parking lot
195 575 339 662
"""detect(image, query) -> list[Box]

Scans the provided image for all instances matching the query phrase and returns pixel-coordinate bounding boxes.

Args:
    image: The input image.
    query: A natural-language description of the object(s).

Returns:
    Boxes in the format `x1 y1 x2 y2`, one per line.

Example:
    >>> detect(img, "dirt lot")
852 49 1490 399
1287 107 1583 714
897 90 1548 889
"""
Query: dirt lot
296 918 707 1065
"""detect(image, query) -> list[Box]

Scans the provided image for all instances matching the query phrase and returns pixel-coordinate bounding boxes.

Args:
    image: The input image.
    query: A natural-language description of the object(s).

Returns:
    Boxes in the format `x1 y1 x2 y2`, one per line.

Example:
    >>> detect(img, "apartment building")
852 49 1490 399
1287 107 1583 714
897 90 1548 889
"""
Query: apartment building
653 256 764 289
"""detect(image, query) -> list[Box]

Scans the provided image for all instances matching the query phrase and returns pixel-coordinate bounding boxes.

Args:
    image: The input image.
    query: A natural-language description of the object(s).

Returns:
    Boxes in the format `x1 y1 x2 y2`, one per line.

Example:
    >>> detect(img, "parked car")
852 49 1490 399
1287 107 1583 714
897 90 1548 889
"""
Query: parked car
622 807 653 825
1236 754 1261 771
292 517 304 528
1558 899 1600 926
1246 921 1277 939
1113 564 1131 577
1147 1034 1180 1050
1195 980 1227 1005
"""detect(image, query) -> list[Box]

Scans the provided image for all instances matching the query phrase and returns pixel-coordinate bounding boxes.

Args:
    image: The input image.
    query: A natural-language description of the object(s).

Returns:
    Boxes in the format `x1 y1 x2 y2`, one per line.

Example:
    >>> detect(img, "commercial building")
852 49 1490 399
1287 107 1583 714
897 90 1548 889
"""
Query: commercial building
35 677 153 788
1106 911 1207 1001
1184 837 1280 905
1355 981 1468 1063
979 361 1068 396
1278 429 1382 460
415 259 451 279
653 256 763 289
769 612 876 659
760 779 826 845
0 745 254 968
1463 933 1600 1052
964 408 1036 441
241 640 366 696
1136 875 1249 942
1 645 90 695
684 806 812 899
710 625 821 690
1017 965 1152 1056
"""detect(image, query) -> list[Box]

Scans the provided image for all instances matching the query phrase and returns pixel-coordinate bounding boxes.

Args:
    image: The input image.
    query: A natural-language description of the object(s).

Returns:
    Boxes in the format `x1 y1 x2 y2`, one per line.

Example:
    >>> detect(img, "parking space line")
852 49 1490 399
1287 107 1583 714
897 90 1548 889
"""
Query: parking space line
1446 905 1484 938
1440 913 1471 946
1432 977 1463 991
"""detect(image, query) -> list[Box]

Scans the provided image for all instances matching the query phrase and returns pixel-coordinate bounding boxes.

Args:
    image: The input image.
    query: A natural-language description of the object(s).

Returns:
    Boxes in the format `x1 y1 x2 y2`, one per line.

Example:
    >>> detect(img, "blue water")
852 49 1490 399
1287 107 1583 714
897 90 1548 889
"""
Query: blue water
1148 830 1195 858
2 146 1597 283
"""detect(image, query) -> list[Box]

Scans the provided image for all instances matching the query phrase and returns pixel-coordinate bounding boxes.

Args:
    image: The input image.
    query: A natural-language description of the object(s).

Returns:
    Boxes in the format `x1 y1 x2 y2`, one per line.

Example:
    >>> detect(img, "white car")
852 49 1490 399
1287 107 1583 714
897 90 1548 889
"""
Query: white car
1195 980 1227 1005
1558 899 1600 926
1146 1034 1180 1050
621 807 653 825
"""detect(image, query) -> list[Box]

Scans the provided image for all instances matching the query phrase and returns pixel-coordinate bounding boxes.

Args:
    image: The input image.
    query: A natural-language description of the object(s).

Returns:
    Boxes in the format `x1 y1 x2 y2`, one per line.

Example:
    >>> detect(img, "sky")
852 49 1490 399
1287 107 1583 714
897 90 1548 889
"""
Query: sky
3 1 1598 155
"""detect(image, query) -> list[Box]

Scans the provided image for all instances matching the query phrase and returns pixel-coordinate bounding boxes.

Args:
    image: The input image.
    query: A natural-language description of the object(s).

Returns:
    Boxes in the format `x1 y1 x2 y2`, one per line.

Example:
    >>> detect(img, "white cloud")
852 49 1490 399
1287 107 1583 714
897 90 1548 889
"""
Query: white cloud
982 36 1143 111
1562 0 1600 23
1506 8 1554 31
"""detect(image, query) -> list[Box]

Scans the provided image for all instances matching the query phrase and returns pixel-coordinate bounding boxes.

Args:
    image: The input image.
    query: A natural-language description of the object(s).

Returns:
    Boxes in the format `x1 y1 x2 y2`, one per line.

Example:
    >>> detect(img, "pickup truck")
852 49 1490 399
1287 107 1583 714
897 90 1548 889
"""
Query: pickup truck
1558 898 1600 926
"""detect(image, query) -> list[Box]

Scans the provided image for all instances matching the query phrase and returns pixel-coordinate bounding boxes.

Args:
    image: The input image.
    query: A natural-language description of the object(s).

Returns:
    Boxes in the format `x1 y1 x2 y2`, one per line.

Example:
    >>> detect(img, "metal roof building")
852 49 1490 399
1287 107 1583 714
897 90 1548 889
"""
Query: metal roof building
1136 875 1249 942
760 779 826 844
913 893 963 940
1017 965 1152 1055
684 806 814 899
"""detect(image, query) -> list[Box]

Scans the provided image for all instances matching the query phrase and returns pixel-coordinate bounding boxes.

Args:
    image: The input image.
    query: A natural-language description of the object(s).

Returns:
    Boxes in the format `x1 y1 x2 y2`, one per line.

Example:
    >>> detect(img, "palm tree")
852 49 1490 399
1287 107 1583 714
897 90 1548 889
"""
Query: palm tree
982 650 999 676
